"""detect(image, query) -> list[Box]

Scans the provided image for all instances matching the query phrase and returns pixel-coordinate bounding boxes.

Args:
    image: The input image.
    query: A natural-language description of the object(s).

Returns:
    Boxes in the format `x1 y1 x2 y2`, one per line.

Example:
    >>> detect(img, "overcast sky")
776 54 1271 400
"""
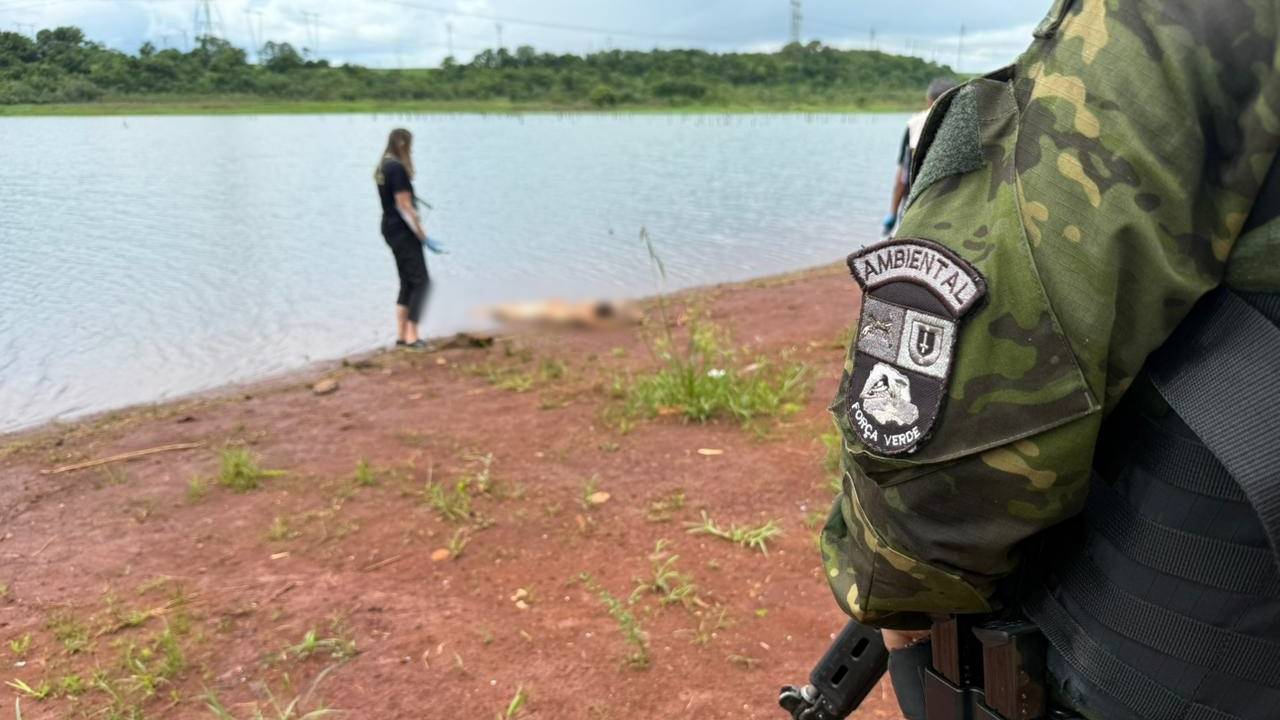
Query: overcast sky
0 0 1052 72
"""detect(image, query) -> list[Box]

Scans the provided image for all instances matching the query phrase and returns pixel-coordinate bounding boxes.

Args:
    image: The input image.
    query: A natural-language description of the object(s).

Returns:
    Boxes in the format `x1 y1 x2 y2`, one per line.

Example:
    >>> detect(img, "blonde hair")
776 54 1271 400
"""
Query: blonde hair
374 128 414 184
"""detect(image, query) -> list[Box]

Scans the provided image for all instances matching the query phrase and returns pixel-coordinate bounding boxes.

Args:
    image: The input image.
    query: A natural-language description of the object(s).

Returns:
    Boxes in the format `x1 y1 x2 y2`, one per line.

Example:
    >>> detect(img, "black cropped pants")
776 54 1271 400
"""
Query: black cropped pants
384 229 430 323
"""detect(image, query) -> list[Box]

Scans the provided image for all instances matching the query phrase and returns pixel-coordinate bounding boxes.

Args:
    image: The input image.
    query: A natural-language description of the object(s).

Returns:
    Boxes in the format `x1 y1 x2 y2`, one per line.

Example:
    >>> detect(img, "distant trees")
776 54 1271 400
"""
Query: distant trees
0 25 958 108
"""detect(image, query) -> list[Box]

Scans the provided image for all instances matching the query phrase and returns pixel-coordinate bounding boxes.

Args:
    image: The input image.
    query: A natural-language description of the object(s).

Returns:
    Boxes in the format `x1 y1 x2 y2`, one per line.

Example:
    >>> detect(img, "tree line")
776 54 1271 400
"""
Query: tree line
0 26 958 108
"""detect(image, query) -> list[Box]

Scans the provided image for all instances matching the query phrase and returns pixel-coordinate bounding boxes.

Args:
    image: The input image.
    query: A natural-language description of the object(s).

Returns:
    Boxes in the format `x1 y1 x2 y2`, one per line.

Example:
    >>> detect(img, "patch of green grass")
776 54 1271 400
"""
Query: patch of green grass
118 623 186 698
469 354 568 394
579 574 649 670
57 673 87 697
280 628 358 663
187 476 210 502
103 593 154 633
645 489 686 523
580 475 608 510
5 678 51 700
539 358 567 382
623 231 808 429
267 516 298 542
353 459 378 487
205 664 343 719
630 540 705 610
685 511 782 555
462 453 494 494
446 529 471 560
499 686 528 719
682 606 733 647
46 611 90 654
218 447 285 493
423 478 473 523
8 633 31 656
621 337 809 426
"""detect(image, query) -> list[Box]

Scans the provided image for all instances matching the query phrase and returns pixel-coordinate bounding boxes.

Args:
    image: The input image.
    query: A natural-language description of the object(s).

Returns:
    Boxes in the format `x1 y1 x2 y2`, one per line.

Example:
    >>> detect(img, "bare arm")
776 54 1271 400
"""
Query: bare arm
889 165 908 215
395 190 426 241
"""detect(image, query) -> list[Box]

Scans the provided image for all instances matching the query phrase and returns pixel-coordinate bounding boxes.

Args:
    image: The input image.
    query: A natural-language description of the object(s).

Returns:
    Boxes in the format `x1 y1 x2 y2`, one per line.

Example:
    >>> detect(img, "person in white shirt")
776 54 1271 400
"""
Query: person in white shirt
882 78 959 238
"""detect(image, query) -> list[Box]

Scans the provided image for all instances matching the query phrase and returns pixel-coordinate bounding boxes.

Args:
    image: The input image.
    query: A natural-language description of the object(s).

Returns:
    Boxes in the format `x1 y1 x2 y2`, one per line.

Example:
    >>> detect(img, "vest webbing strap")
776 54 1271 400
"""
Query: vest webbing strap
1138 417 1246 502
1149 289 1280 573
1058 553 1280 688
1025 587 1242 720
1088 481 1280 596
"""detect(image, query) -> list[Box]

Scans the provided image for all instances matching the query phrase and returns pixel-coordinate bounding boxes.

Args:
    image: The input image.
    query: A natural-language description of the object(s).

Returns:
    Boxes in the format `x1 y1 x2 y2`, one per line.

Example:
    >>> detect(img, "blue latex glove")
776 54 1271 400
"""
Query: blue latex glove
423 236 447 255
881 213 897 237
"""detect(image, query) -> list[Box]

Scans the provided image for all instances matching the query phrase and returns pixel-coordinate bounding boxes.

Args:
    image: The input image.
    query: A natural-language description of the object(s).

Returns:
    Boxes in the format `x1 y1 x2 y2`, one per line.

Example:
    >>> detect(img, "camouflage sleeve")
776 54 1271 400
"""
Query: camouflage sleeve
821 0 1280 628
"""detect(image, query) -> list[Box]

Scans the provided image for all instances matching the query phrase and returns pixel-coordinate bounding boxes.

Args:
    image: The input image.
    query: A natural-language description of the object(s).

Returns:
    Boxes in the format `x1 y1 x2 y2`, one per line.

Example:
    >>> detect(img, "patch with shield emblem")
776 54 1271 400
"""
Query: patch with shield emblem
844 238 985 455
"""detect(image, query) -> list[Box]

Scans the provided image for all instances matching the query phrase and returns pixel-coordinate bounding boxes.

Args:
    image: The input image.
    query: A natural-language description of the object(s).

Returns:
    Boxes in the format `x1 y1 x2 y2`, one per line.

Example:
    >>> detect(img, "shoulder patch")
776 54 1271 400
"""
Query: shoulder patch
844 238 986 456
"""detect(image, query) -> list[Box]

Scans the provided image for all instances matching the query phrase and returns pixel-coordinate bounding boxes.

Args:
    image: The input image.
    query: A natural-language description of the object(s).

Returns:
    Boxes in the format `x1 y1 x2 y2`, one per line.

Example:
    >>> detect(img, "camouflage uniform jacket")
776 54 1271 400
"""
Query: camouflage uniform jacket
822 0 1280 628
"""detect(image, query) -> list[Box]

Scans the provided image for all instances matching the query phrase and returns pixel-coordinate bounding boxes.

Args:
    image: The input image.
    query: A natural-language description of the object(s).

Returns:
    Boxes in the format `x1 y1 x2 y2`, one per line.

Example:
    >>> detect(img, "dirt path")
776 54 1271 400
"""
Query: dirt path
0 264 900 720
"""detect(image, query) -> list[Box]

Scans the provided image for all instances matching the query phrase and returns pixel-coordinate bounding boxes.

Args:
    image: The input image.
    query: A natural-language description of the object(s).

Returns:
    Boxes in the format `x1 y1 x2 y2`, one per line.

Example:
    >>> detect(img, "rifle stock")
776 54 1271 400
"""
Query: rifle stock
779 620 889 720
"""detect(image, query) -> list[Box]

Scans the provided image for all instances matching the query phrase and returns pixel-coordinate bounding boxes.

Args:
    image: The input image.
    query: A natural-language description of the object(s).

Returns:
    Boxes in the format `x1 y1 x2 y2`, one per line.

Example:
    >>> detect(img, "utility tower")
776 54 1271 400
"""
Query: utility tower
957 23 966 70
495 22 504 50
301 12 321 56
193 0 222 39
244 9 263 59
789 0 802 45
14 22 35 37
446 21 454 57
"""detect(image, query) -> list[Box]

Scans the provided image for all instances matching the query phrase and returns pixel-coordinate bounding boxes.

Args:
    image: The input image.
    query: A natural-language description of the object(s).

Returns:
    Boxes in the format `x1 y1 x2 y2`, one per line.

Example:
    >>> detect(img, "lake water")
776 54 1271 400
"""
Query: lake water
0 112 904 433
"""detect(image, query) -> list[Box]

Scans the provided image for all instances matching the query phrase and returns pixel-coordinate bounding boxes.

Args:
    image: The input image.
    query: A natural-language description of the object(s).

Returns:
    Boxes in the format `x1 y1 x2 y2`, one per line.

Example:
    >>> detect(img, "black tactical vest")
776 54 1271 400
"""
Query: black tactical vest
1026 289 1280 720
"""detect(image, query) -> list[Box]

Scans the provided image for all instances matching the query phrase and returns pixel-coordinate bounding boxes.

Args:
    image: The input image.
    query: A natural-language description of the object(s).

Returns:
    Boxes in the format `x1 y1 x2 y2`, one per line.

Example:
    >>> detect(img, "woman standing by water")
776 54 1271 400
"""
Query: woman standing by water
375 128 431 350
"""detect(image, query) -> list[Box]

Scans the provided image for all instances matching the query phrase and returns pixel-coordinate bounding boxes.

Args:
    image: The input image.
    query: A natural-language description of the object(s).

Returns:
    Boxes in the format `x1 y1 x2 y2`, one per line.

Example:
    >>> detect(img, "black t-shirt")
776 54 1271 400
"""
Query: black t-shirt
377 157 414 234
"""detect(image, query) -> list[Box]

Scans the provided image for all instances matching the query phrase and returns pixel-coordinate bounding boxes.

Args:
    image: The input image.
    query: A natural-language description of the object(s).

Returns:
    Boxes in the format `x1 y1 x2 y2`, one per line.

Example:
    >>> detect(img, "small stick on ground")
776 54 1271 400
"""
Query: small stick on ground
362 554 404 572
42 442 205 475
267 581 297 603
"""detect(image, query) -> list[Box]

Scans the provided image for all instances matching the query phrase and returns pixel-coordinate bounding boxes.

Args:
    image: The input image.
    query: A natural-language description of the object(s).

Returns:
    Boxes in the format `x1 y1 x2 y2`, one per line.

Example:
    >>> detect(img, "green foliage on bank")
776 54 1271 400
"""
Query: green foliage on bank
0 26 958 112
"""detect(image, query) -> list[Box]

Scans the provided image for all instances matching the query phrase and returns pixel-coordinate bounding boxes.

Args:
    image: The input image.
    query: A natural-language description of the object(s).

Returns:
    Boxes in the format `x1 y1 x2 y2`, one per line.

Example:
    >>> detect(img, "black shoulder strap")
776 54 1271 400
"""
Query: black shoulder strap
1148 289 1280 571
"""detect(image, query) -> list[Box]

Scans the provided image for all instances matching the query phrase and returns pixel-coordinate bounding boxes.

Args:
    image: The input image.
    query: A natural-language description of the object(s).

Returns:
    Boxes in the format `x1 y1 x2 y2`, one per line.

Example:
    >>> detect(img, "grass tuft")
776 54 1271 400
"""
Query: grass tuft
630 541 705 609
645 489 686 523
8 634 31 656
446 529 471 560
353 459 378 487
685 511 782 555
579 574 649 670
498 686 528 719
621 319 809 427
281 628 358 663
423 479 473 523
5 679 51 701
186 476 209 502
218 447 285 493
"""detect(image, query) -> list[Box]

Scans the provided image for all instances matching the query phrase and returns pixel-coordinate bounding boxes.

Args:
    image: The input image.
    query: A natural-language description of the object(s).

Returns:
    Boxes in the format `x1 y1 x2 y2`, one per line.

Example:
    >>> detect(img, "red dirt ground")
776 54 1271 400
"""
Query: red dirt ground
0 265 901 720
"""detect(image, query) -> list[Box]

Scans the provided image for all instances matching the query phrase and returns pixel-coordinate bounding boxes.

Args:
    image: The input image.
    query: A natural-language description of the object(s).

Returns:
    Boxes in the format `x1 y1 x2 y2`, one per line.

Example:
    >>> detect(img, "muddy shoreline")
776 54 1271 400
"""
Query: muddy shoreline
0 263 900 719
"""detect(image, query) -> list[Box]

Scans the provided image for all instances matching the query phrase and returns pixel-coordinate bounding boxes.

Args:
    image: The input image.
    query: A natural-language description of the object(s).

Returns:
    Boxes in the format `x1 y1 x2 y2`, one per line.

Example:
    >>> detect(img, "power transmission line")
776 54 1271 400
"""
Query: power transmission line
193 0 222 39
301 11 320 55
243 8 262 59
372 0 707 44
